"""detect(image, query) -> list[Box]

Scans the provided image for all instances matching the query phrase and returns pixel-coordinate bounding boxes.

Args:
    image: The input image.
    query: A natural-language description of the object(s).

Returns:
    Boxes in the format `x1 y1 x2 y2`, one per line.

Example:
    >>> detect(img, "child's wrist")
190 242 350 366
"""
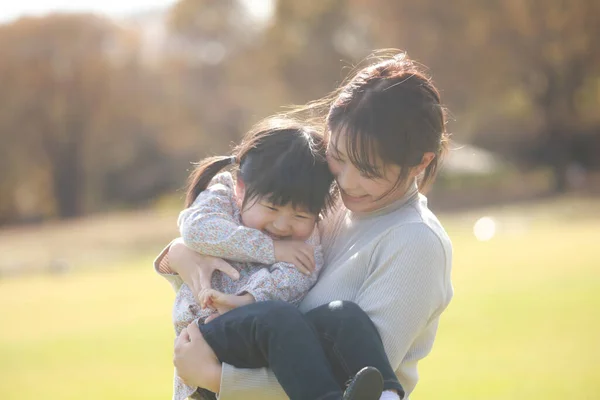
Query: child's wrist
240 293 256 304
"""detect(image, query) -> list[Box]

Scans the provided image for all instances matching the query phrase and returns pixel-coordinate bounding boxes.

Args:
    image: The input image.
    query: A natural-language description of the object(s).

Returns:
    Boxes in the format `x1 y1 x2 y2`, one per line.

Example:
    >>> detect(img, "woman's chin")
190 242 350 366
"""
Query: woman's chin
340 192 373 212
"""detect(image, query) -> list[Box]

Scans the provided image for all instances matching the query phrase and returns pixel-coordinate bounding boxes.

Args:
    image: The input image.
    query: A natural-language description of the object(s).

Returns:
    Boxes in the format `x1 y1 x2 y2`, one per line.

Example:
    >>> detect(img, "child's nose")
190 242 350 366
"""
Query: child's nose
272 216 291 232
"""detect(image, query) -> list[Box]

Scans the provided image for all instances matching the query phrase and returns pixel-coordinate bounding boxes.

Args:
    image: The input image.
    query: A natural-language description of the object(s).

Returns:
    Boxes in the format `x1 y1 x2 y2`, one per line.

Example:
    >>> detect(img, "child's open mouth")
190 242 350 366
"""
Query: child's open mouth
265 231 289 241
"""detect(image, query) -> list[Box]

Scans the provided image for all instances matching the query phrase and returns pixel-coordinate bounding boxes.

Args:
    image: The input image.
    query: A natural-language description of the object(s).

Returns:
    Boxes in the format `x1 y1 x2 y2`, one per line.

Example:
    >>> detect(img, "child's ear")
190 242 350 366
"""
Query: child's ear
235 178 245 208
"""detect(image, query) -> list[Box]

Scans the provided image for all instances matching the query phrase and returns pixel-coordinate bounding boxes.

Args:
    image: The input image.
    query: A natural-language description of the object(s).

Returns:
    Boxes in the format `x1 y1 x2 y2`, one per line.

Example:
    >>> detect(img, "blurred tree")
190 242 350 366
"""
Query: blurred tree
166 0 366 137
260 0 358 103
0 14 184 224
356 0 600 192
0 14 115 218
165 0 261 154
487 0 600 191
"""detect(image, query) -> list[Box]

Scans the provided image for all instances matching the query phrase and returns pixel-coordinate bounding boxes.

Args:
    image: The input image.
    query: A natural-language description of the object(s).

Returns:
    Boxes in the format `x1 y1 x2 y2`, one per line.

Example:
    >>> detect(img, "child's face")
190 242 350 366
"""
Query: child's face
236 181 317 241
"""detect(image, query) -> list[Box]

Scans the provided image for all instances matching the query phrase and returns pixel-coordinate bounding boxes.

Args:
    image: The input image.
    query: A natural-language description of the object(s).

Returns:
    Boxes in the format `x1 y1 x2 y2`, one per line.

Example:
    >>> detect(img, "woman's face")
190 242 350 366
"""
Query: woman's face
326 132 412 213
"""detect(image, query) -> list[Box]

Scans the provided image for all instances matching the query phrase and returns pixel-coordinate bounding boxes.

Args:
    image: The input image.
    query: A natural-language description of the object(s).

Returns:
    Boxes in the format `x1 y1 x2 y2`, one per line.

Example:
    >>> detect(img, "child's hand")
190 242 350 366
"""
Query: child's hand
273 240 315 275
199 289 256 315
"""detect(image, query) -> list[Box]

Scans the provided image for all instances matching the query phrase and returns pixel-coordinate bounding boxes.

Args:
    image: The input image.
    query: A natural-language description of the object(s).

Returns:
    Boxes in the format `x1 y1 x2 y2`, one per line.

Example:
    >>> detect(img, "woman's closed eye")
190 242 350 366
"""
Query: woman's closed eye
359 170 382 179
328 152 345 163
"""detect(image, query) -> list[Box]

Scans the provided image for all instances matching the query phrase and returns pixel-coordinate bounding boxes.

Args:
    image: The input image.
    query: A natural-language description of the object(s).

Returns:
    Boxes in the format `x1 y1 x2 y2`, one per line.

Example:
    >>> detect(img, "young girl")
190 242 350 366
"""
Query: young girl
165 51 452 400
158 118 385 400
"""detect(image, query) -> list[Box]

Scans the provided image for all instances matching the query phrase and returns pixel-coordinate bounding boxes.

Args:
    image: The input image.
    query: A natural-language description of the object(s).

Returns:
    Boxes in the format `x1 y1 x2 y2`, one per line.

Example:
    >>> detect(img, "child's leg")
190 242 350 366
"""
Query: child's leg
305 301 405 399
198 301 344 400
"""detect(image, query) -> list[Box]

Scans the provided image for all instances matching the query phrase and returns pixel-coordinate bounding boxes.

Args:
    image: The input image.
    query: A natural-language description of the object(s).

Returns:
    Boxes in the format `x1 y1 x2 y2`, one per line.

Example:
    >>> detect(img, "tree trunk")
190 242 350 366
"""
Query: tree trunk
547 127 570 194
51 145 83 218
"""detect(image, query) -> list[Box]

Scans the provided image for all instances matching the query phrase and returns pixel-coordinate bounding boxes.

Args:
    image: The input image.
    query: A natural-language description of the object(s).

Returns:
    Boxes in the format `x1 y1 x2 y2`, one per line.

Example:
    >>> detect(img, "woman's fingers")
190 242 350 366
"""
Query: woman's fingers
174 328 190 353
197 268 213 292
198 289 207 308
213 258 240 281
186 322 204 342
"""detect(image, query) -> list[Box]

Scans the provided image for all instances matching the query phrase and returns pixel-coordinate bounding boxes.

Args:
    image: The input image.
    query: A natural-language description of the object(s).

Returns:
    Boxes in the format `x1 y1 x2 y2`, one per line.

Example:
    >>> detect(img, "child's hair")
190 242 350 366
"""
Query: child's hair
289 50 449 192
185 117 336 216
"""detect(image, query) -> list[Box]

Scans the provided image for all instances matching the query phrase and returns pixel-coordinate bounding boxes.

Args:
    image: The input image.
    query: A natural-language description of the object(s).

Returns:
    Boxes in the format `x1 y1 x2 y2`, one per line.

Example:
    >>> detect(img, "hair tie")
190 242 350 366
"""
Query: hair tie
228 156 237 165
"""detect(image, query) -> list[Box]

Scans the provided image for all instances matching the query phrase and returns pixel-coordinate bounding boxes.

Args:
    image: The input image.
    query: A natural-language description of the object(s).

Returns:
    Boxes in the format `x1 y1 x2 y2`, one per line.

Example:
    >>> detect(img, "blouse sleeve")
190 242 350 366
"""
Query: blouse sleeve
235 229 324 304
178 173 276 264
153 239 184 293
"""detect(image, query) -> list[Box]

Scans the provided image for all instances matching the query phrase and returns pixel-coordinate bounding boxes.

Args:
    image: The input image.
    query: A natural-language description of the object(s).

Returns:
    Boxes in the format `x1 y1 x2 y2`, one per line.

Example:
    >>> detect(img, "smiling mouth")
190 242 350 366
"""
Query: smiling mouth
264 231 290 240
341 190 369 201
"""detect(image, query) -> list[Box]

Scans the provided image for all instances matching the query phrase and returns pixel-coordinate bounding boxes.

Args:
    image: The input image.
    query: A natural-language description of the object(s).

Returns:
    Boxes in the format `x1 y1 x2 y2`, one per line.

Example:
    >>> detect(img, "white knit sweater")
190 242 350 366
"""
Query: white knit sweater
157 180 453 400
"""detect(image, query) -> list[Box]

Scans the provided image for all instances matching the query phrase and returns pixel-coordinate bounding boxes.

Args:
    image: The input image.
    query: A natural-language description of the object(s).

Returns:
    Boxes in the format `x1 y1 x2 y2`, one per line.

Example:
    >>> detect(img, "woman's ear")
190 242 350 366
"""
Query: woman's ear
412 152 436 177
235 177 245 208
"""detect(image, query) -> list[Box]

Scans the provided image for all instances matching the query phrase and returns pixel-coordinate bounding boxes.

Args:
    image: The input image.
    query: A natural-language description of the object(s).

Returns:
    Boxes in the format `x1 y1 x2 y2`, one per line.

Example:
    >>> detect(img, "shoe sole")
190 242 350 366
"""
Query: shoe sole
343 366 384 400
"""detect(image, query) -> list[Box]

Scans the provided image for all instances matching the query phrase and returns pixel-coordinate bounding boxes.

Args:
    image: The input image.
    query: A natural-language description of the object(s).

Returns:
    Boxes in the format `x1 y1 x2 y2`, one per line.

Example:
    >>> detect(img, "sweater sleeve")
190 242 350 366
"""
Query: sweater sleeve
355 223 448 370
218 364 286 400
235 229 324 304
178 173 276 264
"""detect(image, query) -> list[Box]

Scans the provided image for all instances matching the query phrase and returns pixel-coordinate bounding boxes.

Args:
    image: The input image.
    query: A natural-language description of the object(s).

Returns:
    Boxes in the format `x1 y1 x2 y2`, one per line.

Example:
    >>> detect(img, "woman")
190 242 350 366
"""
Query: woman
159 52 453 400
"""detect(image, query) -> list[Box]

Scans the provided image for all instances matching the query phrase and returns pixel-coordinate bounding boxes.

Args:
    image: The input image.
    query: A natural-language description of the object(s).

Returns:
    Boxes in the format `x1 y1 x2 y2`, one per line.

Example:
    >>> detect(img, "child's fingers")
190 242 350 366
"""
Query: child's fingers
207 289 225 305
205 295 216 310
198 288 214 309
302 246 315 271
294 254 312 275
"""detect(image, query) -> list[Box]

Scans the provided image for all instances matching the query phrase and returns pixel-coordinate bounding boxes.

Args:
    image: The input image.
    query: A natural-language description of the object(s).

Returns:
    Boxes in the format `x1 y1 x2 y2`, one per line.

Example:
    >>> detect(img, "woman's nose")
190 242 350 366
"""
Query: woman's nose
336 165 358 192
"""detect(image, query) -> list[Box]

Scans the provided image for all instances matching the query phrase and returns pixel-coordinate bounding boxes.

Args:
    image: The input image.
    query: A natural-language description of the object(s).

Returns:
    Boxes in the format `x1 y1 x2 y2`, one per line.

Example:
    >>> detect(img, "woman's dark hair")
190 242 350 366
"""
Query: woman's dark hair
185 117 336 215
287 50 449 193
328 51 448 192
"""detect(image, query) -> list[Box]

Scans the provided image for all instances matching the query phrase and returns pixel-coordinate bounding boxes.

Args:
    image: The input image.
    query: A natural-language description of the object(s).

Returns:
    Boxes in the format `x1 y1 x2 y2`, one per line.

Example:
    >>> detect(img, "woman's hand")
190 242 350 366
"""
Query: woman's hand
174 322 222 393
273 240 315 275
168 239 240 299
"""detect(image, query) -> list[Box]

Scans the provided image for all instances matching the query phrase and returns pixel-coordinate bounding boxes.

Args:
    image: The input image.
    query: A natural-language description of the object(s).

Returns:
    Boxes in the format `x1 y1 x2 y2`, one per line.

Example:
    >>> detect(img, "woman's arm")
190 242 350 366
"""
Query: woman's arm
174 323 288 399
178 175 276 264
219 364 287 399
355 223 450 369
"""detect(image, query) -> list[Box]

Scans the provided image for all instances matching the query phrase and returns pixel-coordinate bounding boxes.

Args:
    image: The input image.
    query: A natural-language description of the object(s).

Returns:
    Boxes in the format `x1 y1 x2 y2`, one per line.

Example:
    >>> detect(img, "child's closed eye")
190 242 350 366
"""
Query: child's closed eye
261 203 278 211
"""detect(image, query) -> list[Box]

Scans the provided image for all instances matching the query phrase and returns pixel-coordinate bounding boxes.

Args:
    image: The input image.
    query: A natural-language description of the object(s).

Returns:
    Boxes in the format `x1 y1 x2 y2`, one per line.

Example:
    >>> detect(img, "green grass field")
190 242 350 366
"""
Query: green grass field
1 198 599 399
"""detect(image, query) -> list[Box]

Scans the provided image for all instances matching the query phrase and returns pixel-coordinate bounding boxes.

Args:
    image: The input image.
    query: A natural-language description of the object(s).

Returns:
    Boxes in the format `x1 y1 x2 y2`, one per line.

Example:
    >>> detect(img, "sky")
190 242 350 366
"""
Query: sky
0 1 176 22
0 0 273 23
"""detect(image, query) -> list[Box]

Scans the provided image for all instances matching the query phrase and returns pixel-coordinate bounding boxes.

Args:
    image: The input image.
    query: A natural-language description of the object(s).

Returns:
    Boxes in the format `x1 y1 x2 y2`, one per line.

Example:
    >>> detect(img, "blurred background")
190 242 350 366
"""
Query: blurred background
0 1 598 399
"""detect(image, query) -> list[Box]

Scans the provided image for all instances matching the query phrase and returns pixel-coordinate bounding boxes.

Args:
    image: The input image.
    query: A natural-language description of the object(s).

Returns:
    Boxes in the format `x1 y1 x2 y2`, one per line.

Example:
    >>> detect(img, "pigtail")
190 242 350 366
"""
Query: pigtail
185 156 235 207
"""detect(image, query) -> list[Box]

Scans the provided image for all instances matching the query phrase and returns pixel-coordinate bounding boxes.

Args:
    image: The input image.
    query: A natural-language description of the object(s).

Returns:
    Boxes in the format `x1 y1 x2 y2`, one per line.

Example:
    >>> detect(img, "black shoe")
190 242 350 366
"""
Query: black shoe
342 366 384 400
